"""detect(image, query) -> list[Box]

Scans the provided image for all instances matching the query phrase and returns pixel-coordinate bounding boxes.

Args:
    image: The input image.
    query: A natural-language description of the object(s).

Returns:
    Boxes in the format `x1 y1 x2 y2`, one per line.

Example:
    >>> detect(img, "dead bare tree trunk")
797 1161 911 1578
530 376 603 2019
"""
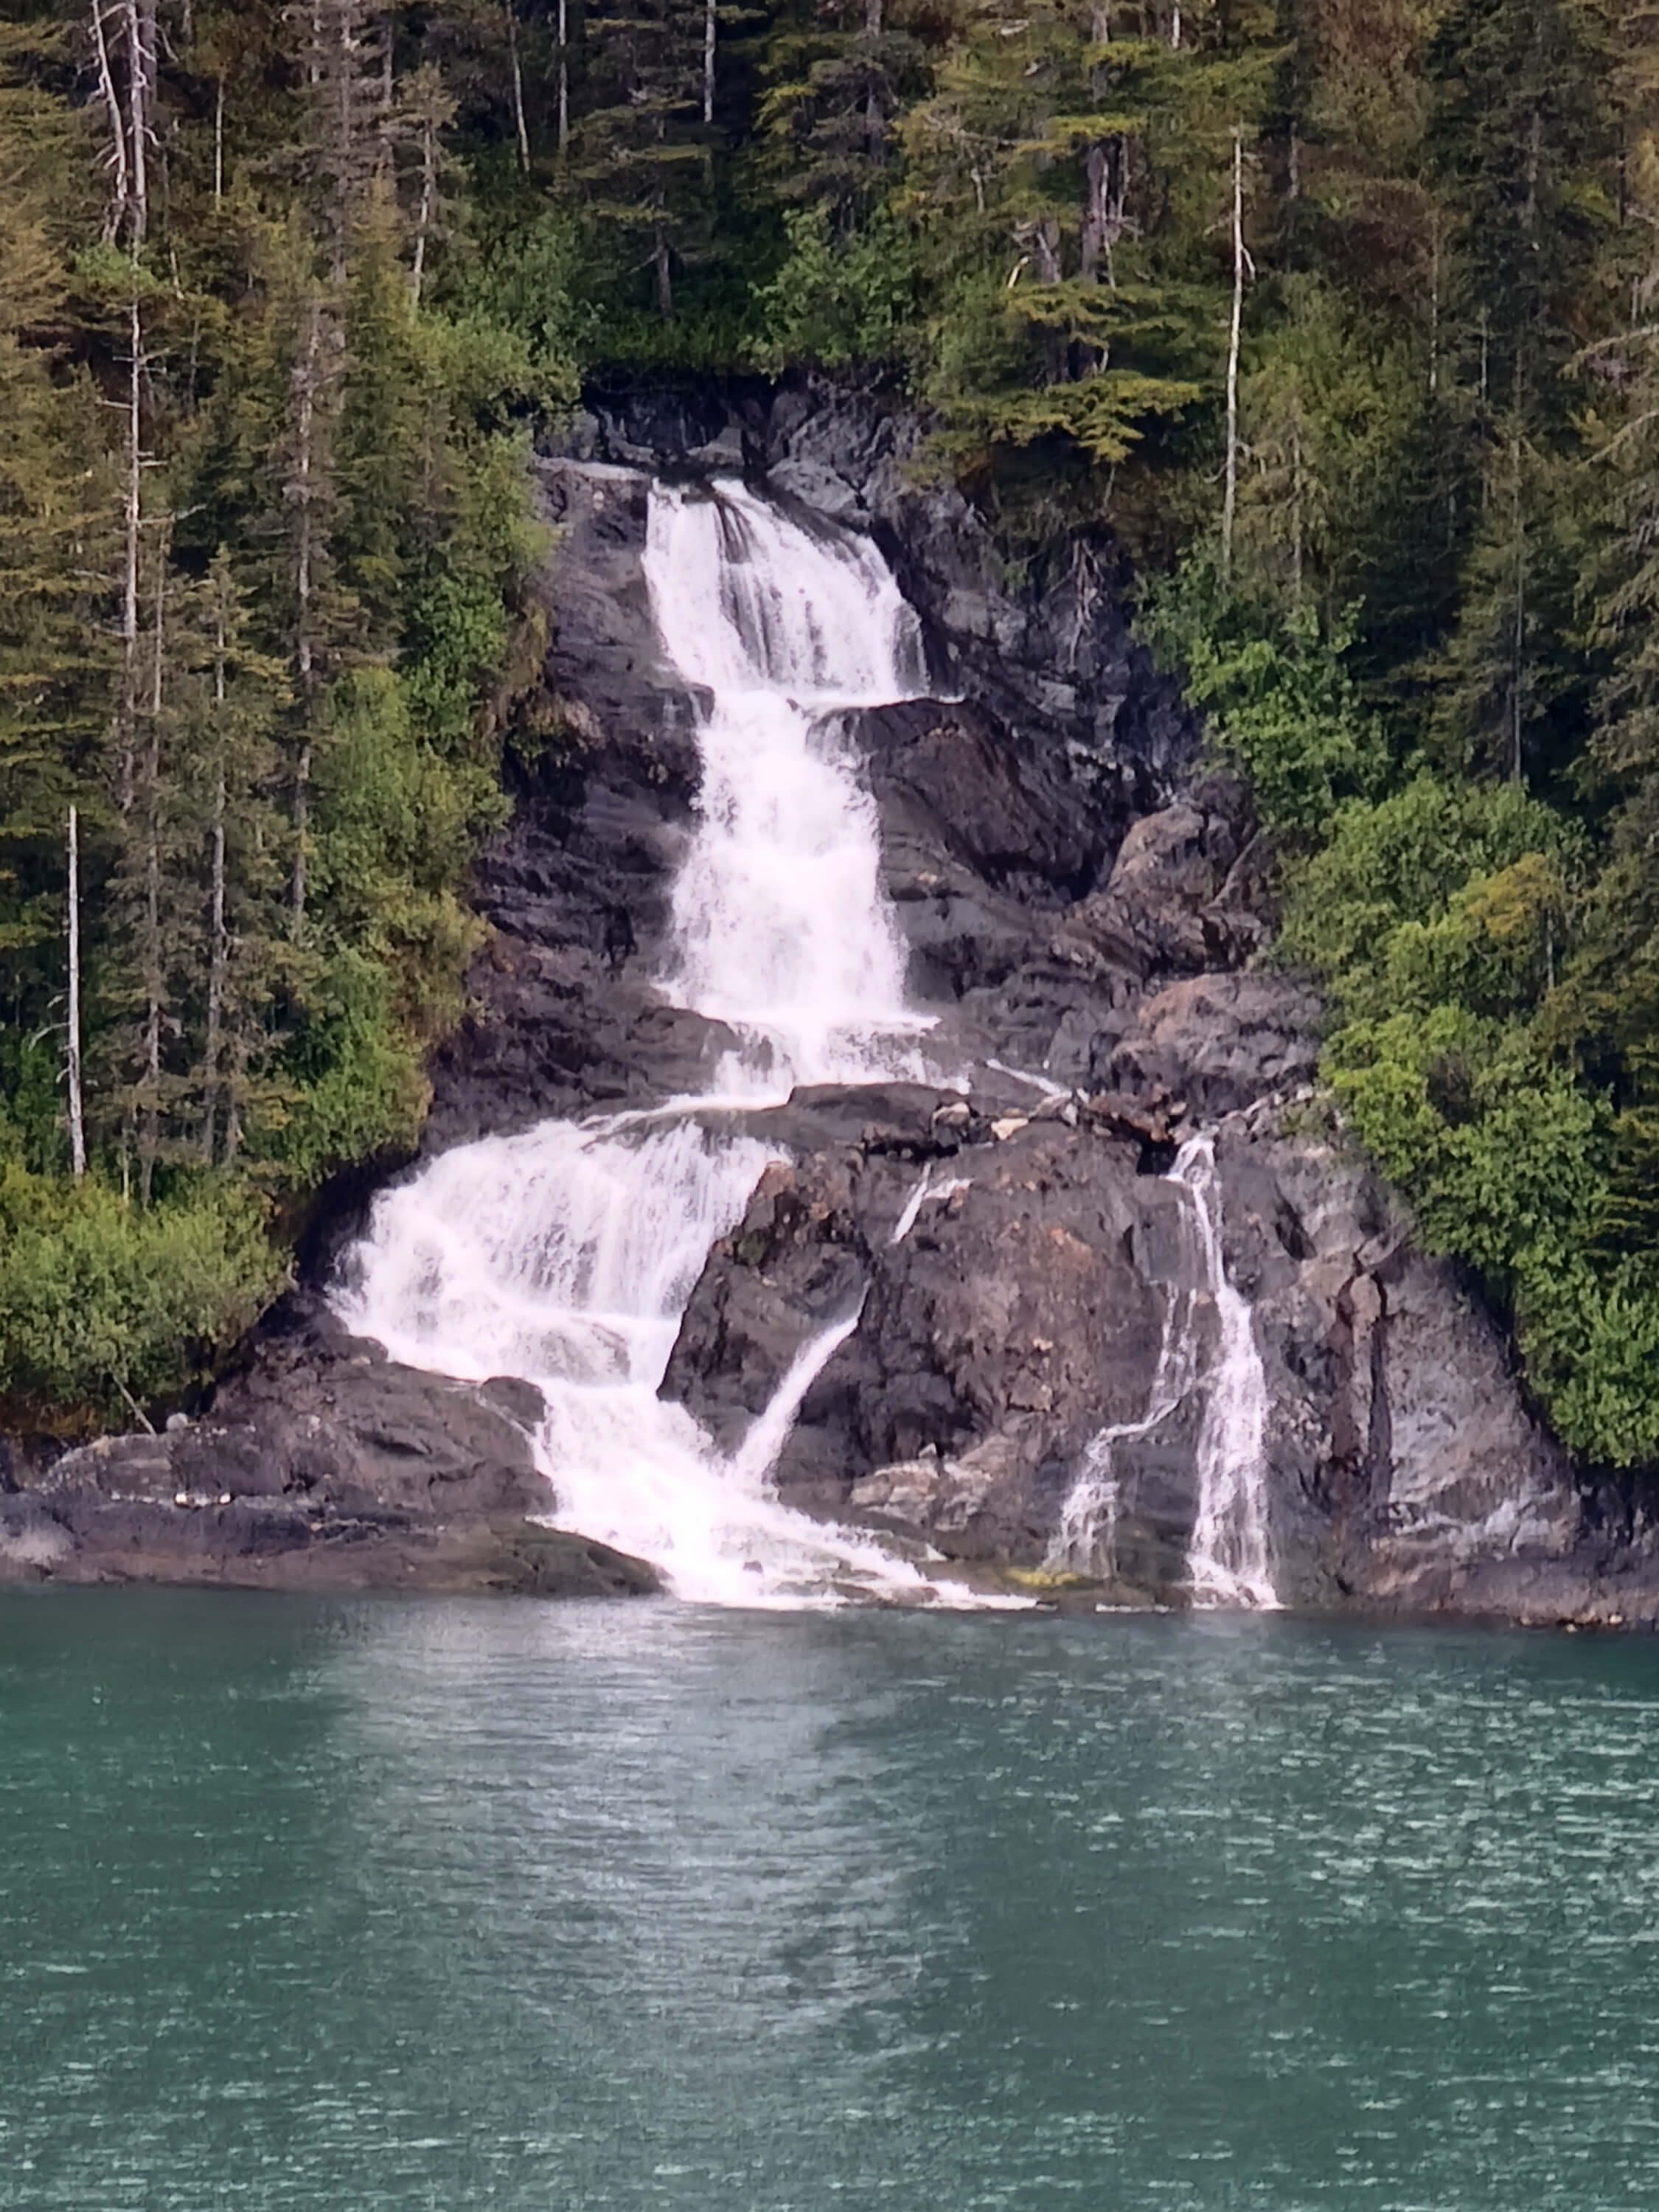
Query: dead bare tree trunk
329 0 356 283
137 539 168 1206
90 0 132 240
116 288 143 815
1510 435 1528 786
556 0 569 157
411 103 437 302
1221 128 1245 589
1079 141 1109 282
213 73 224 201
505 0 529 172
224 1032 247 1164
66 807 87 1178
202 776 228 1166
863 0 883 164
1290 420 1304 606
200 570 231 1163
703 0 717 125
122 0 151 246
289 295 324 935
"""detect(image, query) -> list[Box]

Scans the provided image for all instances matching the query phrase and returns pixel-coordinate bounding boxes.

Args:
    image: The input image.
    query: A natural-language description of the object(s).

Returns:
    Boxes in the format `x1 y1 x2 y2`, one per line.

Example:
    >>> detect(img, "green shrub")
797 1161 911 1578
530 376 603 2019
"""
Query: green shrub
1280 776 1579 1012
0 1166 286 1430
262 948 431 1189
1328 1009 1610 1287
754 206 917 374
1518 1258 1659 1469
1139 563 1391 835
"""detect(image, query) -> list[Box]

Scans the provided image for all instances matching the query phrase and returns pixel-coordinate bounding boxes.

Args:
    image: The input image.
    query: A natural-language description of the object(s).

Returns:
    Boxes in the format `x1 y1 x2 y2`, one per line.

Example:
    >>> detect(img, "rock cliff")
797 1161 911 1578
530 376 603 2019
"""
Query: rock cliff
7 377 1654 1624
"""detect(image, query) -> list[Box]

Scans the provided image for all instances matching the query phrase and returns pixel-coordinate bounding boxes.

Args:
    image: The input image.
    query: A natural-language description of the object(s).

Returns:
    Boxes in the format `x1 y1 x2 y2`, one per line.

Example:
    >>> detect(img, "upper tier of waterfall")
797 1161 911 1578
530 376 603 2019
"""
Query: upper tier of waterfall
641 480 933 1093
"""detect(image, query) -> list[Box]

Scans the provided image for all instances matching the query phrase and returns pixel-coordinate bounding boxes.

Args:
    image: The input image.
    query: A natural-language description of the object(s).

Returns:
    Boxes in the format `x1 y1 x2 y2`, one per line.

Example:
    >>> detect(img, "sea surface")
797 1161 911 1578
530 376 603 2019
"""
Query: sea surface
4 1592 1659 2210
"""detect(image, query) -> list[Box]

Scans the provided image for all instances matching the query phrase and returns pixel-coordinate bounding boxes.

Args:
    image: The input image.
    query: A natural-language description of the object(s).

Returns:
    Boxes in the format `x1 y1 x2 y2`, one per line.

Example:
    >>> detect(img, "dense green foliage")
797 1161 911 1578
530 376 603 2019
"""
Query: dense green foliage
0 1164 283 1427
3 0 1659 1469
0 0 568 1424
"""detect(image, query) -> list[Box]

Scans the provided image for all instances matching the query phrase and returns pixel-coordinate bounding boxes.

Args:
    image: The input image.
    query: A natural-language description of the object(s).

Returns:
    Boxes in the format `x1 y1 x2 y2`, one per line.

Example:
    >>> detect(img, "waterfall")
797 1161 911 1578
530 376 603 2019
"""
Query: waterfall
335 479 955 1607
1046 1276 1201 1581
1176 1134 1279 1610
1048 1133 1279 1610
890 1170 973 1247
642 480 932 1093
335 470 1276 1612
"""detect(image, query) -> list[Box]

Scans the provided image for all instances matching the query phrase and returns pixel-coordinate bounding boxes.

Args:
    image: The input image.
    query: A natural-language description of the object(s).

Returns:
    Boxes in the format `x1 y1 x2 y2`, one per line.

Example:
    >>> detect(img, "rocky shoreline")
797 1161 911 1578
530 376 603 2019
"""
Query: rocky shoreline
7 378 1658 1627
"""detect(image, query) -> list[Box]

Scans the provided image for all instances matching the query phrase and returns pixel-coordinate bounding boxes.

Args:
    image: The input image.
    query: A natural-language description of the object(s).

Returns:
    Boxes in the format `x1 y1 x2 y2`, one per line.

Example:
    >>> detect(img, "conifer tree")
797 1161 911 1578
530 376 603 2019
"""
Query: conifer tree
1426 0 1610 429
0 22 116 1157
180 553 291 1167
571 0 712 319
757 0 923 220
902 0 1275 470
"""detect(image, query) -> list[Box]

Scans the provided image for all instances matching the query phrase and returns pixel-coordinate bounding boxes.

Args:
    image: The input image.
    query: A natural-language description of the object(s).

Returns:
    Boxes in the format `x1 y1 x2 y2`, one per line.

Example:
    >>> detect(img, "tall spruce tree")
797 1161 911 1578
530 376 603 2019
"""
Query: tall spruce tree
902 2 1277 472
571 0 712 319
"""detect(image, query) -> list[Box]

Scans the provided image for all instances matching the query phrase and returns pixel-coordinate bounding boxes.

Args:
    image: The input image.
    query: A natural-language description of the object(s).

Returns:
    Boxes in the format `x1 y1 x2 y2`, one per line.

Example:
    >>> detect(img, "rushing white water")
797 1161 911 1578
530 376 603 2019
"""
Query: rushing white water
1046 1275 1201 1581
1048 1132 1279 1608
1177 1134 1279 1609
338 479 959 1607
890 1171 973 1247
335 473 1272 1612
985 1058 1068 1100
643 479 931 1092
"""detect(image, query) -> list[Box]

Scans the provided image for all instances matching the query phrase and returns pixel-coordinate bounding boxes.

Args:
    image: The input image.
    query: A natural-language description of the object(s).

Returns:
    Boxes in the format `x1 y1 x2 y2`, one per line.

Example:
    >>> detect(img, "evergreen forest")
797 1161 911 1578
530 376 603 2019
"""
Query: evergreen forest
3 0 1659 1478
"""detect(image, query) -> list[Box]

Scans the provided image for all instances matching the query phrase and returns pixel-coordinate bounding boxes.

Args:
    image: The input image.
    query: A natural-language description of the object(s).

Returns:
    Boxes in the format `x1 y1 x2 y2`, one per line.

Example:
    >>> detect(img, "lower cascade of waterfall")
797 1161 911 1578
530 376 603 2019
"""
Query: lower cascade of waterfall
1048 1133 1280 1610
335 1118 933 1607
337 478 978 1607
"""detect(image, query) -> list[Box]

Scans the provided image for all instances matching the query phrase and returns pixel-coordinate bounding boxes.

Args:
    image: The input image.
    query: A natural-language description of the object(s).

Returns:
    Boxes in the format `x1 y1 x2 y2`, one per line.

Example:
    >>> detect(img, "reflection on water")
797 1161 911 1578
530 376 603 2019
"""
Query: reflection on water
4 1593 1659 2209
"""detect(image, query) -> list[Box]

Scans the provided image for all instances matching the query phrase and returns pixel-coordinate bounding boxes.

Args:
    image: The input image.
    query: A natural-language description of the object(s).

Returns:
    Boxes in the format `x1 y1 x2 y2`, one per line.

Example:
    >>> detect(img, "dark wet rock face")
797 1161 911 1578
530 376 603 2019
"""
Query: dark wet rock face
421 464 737 1149
0 1297 658 1598
665 1105 1190 1571
656 1061 1600 1614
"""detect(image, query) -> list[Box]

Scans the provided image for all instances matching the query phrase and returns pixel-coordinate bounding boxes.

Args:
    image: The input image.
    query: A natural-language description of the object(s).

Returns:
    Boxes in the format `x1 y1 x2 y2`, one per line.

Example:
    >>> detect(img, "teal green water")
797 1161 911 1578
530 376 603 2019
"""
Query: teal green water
4 1596 1659 2209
